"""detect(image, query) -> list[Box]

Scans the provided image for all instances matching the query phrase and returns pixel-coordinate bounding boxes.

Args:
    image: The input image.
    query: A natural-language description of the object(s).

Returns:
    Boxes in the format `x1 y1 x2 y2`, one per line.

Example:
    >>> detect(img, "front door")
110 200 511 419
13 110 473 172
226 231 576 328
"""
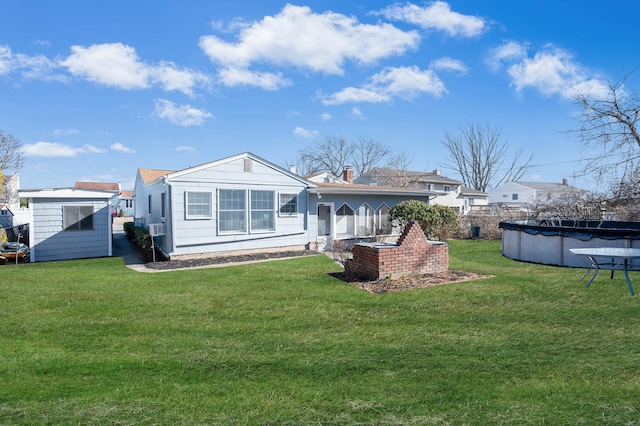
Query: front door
318 205 331 236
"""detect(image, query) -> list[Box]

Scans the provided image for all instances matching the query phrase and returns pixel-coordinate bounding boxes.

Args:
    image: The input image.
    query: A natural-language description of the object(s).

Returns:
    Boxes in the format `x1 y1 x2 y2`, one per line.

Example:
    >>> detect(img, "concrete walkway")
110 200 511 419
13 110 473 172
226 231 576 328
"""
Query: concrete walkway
112 218 149 272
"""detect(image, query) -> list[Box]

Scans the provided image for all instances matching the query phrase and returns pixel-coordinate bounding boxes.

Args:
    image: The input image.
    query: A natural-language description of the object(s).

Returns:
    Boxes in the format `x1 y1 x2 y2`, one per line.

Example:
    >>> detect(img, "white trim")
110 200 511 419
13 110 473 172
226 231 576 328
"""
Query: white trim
185 191 213 220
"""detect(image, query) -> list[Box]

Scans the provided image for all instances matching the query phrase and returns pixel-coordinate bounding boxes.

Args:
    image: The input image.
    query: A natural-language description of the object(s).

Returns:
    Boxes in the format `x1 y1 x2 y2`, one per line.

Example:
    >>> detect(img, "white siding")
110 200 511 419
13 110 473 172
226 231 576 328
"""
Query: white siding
141 155 312 257
30 198 111 262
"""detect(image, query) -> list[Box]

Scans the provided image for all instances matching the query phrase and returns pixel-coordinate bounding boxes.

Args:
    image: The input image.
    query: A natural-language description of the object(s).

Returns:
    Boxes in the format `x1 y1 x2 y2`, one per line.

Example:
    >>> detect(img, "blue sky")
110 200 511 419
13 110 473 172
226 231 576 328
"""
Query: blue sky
1 1 638 192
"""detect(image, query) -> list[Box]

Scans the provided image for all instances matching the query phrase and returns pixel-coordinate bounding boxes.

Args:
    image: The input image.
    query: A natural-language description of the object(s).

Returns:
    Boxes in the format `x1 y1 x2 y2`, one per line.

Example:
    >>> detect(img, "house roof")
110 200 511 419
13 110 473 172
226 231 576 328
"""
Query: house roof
140 152 315 187
498 181 584 194
460 186 490 197
355 167 464 186
309 182 438 198
1 173 17 184
120 190 133 198
137 168 175 185
75 181 120 192
305 172 348 184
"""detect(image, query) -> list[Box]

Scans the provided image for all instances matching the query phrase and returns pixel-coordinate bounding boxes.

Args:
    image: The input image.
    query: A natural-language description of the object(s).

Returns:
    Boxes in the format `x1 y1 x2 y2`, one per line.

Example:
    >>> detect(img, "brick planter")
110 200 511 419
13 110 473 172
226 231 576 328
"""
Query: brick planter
345 221 448 280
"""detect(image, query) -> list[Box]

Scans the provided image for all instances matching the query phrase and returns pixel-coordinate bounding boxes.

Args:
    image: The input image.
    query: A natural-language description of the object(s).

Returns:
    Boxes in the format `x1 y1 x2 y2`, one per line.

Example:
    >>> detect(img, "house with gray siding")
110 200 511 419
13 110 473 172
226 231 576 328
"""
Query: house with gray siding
134 153 313 258
19 188 117 262
134 153 437 259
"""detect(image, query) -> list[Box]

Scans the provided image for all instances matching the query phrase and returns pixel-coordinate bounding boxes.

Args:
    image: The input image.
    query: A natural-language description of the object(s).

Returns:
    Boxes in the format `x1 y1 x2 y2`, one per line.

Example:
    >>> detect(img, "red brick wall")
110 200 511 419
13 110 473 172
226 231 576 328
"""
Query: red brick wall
346 221 449 280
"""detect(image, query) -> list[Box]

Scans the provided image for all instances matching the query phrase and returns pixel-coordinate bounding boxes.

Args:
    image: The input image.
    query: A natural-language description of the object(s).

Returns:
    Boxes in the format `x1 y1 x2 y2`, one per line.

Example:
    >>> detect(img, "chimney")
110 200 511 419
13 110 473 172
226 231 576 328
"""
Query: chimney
289 165 297 174
433 168 441 176
562 178 568 185
343 166 353 184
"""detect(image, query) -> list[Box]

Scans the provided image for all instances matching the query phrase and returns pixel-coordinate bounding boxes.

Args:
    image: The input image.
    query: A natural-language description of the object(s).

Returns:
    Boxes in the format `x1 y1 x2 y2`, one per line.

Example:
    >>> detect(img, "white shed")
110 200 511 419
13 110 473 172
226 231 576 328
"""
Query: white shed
19 188 118 262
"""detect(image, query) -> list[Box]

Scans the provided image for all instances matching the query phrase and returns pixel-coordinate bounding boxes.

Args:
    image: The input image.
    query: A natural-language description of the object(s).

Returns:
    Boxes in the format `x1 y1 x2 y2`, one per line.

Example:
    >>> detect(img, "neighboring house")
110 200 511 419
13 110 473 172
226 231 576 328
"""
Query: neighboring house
119 190 134 216
488 179 584 207
134 153 437 259
355 168 489 214
18 188 117 262
1 173 29 228
74 181 134 216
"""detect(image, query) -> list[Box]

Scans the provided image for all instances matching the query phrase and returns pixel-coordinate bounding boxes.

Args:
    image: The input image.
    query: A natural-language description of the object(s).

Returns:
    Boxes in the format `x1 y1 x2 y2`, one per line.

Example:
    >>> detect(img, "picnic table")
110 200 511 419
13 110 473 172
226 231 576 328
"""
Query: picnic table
569 247 640 296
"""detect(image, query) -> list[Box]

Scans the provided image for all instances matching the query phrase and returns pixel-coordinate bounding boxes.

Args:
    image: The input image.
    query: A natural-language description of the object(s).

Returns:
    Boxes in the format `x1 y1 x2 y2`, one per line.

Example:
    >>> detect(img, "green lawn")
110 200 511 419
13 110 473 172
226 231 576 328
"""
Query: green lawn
1 239 639 425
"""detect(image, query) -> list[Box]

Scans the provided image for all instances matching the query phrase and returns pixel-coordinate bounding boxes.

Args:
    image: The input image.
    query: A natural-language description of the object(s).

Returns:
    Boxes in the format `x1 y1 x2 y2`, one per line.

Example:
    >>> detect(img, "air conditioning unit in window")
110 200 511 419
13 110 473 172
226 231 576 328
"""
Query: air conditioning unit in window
149 223 166 236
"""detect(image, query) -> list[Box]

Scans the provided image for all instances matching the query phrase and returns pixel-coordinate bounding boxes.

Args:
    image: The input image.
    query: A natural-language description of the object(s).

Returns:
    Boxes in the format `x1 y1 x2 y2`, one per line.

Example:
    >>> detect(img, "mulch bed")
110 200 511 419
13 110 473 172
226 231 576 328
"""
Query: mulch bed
330 270 492 294
145 250 318 270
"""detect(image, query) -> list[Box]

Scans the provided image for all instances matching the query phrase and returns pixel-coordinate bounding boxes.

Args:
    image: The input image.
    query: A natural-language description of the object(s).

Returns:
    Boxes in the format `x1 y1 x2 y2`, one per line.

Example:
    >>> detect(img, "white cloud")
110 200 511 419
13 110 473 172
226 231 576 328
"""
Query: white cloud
154 99 213 126
320 66 446 105
0 44 65 81
199 4 419 87
22 141 105 157
176 145 195 152
52 128 81 136
320 87 392 105
217 67 291 90
487 40 529 71
430 57 468 75
319 113 332 121
61 43 149 89
351 107 364 119
60 43 210 96
505 46 609 99
293 126 319 138
110 142 136 153
0 45 11 75
375 1 487 37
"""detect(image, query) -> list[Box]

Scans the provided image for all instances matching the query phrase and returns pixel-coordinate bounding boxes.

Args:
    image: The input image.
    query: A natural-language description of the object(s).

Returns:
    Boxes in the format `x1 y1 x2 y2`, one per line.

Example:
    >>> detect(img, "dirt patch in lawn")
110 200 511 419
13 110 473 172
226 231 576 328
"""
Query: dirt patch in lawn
330 269 493 294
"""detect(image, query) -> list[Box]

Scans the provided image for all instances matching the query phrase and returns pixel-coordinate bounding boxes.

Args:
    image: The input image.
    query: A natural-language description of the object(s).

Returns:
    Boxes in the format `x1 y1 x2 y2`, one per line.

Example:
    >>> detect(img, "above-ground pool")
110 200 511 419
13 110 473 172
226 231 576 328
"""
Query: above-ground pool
499 220 640 268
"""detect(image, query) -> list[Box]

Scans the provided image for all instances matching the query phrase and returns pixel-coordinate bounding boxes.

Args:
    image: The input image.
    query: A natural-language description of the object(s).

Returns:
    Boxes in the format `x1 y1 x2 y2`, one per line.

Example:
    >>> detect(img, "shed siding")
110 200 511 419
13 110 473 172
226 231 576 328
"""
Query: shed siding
31 198 111 262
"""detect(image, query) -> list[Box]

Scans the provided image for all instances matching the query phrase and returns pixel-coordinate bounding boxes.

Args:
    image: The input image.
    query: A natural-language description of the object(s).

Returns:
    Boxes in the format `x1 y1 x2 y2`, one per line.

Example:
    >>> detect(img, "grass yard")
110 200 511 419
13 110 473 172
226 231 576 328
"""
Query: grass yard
1 239 640 424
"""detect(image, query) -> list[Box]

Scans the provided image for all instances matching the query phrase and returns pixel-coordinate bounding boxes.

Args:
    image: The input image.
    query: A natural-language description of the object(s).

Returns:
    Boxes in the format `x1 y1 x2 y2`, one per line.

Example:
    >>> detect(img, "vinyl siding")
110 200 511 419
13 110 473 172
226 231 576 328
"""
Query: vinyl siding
30 198 111 262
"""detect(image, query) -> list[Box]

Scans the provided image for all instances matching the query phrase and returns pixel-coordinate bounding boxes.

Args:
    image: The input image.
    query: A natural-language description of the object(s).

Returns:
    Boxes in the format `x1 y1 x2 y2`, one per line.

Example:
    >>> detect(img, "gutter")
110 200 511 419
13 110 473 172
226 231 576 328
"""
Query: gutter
308 187 438 199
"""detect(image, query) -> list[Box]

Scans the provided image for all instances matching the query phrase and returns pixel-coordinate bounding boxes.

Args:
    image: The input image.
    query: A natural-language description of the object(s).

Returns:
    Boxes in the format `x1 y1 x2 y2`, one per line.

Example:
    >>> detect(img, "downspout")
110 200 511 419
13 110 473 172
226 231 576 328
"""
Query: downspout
108 195 115 256
27 198 35 262
163 176 176 259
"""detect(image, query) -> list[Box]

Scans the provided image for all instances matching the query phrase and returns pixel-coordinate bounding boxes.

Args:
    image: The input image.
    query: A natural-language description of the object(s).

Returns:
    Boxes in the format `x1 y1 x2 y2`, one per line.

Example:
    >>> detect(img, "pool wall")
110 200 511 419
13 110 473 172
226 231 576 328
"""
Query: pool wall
499 220 640 268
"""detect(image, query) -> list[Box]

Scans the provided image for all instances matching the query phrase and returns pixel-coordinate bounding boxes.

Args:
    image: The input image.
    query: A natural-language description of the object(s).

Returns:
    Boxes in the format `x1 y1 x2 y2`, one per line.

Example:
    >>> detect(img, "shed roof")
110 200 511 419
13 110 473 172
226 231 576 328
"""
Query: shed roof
19 187 119 199
74 181 120 192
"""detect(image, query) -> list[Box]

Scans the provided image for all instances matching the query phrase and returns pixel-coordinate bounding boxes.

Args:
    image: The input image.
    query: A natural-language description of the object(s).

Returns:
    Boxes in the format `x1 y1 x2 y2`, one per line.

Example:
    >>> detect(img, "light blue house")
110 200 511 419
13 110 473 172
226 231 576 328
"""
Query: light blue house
135 152 437 259
19 188 117 262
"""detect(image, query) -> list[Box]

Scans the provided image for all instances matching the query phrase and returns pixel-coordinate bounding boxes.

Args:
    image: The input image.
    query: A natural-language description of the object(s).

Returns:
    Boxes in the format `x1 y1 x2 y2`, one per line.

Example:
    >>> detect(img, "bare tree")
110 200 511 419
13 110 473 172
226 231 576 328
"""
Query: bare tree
296 136 353 177
350 136 392 176
0 131 25 204
572 74 640 186
372 152 420 188
293 135 393 178
441 123 533 192
0 130 24 173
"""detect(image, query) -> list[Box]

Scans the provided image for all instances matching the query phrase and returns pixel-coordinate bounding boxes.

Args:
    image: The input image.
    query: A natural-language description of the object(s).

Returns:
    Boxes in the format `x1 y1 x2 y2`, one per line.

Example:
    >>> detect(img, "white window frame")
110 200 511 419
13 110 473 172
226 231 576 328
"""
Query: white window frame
356 203 375 236
218 189 246 234
250 190 275 233
63 205 94 231
161 192 166 219
185 191 212 220
376 204 392 235
279 193 298 216
335 203 355 239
